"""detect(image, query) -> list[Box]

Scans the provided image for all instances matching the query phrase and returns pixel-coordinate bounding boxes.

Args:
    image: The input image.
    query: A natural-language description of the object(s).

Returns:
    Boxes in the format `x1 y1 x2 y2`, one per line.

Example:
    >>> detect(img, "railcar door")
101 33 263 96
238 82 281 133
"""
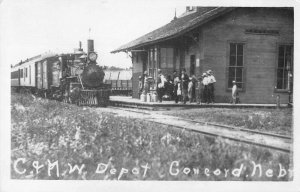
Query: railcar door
18 69 21 86
51 60 61 87
36 62 43 89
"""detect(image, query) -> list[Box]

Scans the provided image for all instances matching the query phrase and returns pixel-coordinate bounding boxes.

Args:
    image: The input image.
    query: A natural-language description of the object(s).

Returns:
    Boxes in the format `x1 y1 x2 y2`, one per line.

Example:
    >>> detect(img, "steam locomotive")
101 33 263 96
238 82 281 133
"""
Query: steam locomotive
11 40 111 106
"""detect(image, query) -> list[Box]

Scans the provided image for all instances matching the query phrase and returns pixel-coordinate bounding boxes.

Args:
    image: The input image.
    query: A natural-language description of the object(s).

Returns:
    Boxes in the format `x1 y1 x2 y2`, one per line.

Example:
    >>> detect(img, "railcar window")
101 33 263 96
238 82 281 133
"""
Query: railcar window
29 66 31 84
11 71 19 79
20 69 23 78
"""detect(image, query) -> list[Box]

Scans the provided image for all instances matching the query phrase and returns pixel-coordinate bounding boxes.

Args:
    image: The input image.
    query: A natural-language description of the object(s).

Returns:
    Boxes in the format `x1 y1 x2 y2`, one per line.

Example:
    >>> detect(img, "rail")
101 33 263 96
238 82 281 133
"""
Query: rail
109 106 292 153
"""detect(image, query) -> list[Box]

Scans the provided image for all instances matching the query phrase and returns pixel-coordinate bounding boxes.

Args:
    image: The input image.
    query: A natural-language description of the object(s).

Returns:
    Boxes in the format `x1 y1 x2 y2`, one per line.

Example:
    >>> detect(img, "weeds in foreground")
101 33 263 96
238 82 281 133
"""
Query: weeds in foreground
11 93 292 180
164 108 292 136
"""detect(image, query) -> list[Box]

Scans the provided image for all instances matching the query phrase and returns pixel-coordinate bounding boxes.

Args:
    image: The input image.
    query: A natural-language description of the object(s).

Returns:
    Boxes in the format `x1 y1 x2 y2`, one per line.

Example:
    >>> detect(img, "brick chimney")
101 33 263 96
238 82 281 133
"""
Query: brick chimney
186 6 196 12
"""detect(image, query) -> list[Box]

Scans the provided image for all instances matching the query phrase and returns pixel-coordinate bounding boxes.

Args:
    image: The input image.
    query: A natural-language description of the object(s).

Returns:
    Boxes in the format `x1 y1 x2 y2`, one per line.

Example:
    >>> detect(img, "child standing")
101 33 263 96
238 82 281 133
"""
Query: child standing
232 80 238 104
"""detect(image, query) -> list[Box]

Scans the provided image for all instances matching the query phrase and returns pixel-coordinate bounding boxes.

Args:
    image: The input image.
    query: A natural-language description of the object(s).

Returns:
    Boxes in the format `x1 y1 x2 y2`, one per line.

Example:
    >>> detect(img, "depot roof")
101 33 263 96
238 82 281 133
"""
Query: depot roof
111 7 234 53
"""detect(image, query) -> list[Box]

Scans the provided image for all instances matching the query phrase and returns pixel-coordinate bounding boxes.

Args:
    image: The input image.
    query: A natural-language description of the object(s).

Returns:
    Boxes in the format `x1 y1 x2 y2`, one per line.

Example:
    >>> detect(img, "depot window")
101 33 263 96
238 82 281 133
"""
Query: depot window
160 48 174 69
276 45 293 91
148 48 158 79
227 43 245 90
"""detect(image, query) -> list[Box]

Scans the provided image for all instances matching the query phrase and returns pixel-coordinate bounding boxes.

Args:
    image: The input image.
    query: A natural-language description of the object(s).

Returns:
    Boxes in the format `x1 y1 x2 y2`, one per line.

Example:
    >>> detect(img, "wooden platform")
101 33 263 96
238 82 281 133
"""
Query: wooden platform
109 96 289 109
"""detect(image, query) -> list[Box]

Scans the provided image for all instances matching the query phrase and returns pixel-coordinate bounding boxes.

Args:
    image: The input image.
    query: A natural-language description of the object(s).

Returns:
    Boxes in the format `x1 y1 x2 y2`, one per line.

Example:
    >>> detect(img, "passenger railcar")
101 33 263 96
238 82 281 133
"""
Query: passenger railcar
11 54 45 92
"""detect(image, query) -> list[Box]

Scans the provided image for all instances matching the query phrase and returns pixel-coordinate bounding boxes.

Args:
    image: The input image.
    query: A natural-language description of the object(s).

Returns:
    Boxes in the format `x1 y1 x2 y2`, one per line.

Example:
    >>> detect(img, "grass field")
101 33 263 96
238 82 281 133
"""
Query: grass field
11 92 293 180
162 107 293 136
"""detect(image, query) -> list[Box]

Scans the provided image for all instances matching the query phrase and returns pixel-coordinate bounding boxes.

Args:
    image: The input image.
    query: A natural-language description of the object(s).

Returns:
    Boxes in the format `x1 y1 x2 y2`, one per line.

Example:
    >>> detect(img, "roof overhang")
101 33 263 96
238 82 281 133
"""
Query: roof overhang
111 7 235 54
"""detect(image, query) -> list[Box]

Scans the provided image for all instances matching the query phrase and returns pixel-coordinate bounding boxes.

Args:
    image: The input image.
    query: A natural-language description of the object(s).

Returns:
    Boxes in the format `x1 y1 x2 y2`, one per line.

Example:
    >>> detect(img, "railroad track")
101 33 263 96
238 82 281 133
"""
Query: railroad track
108 106 292 153
19 93 292 153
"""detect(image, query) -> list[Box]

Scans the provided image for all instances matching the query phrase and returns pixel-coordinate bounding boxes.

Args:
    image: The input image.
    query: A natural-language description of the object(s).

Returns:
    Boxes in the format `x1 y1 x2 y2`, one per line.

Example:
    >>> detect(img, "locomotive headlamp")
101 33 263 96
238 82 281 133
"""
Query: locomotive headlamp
88 52 98 61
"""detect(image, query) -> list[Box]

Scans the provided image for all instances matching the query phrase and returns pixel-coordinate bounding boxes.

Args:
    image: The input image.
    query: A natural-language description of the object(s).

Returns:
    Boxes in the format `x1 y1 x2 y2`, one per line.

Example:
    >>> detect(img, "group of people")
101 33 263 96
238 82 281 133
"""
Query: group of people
170 69 217 104
197 70 217 104
139 68 217 104
139 68 240 104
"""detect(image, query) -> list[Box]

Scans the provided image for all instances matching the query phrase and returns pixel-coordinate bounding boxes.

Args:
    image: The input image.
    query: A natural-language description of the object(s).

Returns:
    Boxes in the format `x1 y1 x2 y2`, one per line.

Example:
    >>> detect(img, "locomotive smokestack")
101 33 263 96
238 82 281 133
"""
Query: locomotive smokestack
87 39 94 53
79 41 83 51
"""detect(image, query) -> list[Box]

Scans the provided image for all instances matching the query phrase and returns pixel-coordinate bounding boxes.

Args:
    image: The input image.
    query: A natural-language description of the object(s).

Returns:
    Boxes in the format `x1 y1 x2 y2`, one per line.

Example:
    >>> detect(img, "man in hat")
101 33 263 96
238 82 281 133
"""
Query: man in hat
207 70 216 103
191 75 197 102
156 69 167 102
181 68 189 104
232 80 238 104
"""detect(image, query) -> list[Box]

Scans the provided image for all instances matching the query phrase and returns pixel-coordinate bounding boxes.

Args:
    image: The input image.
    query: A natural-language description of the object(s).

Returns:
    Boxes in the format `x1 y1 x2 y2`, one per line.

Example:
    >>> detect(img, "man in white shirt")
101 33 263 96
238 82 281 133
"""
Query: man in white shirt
157 69 167 102
202 73 209 103
207 70 216 103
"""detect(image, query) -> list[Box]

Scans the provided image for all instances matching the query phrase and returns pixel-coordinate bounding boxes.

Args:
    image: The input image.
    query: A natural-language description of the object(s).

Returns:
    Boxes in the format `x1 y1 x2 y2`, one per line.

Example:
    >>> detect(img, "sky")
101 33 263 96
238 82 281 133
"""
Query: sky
0 0 297 69
0 0 186 68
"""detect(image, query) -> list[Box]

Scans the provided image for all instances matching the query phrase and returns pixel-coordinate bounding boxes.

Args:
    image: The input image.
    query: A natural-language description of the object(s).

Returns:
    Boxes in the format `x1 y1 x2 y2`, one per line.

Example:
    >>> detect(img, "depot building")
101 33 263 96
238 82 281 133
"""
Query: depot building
111 7 294 104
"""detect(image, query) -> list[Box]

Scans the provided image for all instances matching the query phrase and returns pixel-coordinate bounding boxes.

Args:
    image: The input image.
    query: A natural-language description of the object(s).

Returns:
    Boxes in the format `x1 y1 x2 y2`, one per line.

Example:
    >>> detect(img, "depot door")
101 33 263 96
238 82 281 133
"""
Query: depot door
190 55 195 75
